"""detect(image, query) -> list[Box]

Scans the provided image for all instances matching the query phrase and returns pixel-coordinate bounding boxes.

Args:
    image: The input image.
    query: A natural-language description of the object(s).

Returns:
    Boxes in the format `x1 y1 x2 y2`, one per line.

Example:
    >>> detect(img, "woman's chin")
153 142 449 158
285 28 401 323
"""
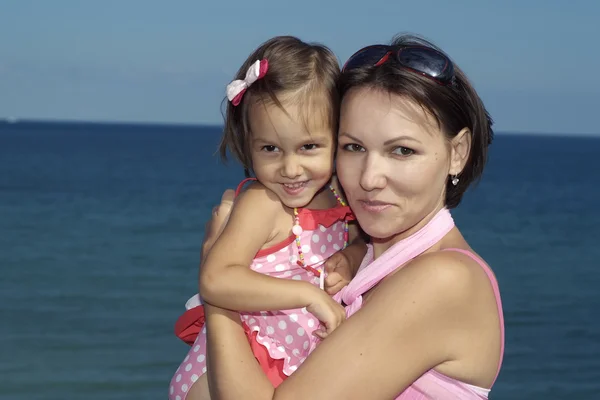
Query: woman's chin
360 223 398 242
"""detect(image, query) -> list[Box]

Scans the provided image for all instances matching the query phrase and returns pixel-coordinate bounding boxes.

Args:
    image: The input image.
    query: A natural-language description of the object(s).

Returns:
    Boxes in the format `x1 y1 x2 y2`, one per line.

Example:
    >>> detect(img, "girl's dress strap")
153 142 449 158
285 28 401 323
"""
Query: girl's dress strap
235 177 257 197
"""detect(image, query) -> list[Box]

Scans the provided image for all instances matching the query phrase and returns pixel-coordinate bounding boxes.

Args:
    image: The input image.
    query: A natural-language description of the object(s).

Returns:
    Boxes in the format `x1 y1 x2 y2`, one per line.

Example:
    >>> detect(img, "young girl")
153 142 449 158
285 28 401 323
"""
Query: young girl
168 36 365 400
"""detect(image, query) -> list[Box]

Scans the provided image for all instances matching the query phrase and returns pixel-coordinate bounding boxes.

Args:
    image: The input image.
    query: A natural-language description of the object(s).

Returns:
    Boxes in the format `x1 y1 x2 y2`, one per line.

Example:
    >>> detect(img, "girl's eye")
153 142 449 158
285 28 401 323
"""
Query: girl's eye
393 146 415 156
342 143 365 152
302 143 318 151
262 145 279 152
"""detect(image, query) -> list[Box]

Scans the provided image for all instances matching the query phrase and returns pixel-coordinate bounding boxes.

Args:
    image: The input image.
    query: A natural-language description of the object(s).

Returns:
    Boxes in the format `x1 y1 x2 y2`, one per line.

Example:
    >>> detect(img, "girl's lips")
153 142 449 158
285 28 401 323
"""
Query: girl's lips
282 181 308 195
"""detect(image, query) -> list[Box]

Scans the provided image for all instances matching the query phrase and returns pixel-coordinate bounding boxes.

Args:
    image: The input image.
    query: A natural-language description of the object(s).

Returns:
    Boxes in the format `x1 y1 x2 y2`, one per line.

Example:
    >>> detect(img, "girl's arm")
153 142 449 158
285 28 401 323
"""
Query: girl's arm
199 183 324 312
206 251 492 400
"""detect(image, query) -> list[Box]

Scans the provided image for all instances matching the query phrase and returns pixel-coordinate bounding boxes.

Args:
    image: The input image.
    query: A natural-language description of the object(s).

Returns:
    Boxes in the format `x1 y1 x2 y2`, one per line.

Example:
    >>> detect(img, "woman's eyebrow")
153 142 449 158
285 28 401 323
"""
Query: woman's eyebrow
383 136 422 145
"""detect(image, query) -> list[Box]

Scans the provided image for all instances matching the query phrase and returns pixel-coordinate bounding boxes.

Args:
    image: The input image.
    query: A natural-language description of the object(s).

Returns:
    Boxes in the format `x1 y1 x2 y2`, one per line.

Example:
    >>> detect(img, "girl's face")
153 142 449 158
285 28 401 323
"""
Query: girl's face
249 101 335 209
336 87 466 241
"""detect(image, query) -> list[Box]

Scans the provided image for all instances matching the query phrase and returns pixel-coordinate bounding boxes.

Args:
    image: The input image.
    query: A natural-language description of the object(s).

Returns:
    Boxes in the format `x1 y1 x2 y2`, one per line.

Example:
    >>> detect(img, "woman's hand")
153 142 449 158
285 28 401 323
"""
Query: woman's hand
201 189 235 263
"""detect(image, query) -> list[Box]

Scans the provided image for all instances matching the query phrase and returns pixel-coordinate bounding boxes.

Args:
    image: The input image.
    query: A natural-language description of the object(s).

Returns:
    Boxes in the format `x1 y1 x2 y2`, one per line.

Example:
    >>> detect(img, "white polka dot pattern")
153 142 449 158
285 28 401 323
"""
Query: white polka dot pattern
168 218 348 400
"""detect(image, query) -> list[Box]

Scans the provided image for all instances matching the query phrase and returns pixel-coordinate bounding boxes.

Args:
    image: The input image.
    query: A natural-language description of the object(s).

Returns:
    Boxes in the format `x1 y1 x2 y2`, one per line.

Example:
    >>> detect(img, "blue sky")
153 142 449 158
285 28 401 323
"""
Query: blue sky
1 0 599 134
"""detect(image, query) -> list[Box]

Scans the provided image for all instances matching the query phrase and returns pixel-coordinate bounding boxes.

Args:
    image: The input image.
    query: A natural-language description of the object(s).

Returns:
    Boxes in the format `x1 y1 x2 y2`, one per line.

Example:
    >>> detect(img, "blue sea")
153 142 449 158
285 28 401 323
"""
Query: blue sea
1 121 599 399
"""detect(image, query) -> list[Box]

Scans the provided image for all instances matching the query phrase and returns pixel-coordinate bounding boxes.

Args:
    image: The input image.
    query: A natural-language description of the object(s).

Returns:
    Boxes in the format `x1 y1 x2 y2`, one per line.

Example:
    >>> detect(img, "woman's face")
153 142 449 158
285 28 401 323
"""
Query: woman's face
336 87 458 241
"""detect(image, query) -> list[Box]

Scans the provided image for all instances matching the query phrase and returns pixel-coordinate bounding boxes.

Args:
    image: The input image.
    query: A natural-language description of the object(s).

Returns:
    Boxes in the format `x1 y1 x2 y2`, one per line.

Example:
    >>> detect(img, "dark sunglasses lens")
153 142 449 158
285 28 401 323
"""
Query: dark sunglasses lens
343 45 390 71
397 47 452 81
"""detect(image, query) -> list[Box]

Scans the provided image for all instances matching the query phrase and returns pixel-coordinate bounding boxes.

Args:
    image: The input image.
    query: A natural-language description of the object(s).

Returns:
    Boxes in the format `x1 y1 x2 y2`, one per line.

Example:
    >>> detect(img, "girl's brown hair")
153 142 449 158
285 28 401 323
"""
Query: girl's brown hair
219 36 340 176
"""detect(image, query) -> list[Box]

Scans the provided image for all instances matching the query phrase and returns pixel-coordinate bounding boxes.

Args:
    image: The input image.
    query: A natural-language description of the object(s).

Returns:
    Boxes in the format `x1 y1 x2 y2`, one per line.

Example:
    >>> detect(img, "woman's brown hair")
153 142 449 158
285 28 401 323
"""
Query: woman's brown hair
338 34 494 208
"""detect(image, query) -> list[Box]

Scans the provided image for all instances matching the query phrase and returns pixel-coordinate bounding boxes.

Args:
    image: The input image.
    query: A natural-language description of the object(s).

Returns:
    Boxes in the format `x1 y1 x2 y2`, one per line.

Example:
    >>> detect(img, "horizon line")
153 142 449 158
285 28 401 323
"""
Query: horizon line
1 117 599 137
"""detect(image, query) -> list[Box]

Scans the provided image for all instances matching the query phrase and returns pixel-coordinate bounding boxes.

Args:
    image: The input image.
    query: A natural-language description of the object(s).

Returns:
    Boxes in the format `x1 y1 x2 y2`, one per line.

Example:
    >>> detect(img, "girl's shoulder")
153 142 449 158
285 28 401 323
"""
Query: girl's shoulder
233 180 287 214
233 181 301 251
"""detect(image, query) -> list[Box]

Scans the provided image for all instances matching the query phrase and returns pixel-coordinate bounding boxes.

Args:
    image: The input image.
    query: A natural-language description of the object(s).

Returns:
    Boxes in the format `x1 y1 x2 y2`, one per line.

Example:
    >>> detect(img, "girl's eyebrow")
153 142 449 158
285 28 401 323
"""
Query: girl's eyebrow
251 138 276 145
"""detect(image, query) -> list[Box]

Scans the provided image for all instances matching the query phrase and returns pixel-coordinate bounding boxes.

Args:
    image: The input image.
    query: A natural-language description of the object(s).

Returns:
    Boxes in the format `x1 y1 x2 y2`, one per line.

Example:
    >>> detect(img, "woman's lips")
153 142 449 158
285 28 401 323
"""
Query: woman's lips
358 200 392 213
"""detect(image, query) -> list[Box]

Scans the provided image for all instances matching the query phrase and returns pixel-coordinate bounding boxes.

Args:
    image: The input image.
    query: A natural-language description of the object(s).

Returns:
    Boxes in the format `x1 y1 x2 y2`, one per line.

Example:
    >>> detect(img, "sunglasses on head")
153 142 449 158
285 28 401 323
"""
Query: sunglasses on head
342 44 455 85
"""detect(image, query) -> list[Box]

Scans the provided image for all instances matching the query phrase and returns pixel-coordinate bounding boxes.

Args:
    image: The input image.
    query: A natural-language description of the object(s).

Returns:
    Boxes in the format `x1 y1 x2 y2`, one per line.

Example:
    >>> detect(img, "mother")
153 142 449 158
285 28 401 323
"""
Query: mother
202 34 503 399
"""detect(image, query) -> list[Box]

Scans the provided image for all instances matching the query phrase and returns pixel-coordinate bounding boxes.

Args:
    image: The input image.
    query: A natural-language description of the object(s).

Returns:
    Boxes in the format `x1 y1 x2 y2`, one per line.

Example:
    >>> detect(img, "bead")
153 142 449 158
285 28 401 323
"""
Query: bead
293 186 348 274
292 225 303 236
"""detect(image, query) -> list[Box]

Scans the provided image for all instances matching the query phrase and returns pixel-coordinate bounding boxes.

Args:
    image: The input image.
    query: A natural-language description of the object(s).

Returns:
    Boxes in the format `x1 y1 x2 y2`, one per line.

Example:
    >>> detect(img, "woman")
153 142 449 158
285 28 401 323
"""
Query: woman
200 34 503 399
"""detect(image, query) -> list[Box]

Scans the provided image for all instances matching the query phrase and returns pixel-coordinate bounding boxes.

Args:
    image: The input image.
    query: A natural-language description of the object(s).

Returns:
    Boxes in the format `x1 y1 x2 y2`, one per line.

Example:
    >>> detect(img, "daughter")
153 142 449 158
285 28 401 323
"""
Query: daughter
169 36 365 400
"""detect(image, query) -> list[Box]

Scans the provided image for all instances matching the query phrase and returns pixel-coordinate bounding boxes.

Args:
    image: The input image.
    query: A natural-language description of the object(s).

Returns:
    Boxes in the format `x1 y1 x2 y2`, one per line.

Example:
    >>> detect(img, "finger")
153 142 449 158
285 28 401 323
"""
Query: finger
325 282 346 295
221 188 235 204
324 255 342 273
217 190 235 215
326 323 338 336
324 279 343 294
313 329 327 339
324 272 342 286
215 203 231 217
213 189 235 217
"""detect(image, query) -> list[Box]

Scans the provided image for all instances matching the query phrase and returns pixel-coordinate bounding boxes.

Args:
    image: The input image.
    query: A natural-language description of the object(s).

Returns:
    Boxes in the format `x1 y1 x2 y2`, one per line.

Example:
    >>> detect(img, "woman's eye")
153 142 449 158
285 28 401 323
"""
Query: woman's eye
393 146 414 156
302 144 318 151
262 145 279 152
342 143 364 152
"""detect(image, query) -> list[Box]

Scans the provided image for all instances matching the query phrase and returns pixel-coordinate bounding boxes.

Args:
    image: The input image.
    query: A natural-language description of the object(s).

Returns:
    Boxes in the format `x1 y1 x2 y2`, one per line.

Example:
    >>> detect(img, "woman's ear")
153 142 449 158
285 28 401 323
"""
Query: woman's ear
449 128 471 176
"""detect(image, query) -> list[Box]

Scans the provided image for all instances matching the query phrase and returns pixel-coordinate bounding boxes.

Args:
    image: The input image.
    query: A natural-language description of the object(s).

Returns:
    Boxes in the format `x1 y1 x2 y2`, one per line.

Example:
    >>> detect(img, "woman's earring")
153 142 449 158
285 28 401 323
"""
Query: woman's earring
451 175 459 186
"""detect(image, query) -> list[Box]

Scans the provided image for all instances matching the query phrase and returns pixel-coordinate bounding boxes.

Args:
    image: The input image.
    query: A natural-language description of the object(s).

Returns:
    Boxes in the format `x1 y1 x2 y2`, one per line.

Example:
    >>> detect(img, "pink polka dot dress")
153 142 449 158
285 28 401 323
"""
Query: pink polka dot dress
169 180 354 400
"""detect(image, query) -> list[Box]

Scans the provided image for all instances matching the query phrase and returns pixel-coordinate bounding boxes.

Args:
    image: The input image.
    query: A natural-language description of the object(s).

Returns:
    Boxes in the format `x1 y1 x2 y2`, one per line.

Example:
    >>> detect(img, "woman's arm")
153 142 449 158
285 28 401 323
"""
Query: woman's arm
206 251 487 399
205 303 275 399
200 183 321 312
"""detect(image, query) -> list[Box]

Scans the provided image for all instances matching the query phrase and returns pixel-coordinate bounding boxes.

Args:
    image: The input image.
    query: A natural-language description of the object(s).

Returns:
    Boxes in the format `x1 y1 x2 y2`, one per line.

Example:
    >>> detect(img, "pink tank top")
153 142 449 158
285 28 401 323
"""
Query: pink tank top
333 208 505 399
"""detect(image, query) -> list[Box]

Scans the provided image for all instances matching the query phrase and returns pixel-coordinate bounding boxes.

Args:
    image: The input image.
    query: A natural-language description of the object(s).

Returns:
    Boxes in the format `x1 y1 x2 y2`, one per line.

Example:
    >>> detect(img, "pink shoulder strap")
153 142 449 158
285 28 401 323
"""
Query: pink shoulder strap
443 248 505 384
336 208 455 314
234 177 257 197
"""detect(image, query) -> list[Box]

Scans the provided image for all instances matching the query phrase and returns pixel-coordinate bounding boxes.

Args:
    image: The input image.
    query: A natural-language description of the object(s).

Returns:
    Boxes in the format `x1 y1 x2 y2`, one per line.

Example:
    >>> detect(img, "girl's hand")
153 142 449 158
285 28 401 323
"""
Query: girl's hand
323 251 354 295
306 289 346 339
324 240 369 295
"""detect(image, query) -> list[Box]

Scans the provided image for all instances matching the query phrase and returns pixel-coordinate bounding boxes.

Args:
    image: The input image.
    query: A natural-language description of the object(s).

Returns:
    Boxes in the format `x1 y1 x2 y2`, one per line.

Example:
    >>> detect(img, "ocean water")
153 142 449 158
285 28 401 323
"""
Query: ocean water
1 121 599 399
